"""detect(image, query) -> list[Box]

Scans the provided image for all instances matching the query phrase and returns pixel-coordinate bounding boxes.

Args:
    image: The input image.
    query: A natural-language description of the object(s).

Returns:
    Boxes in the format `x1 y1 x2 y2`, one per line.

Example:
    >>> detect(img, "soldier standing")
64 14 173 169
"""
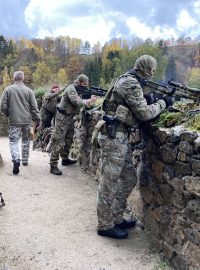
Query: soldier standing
39 83 62 130
96 55 173 239
50 74 97 175
33 83 63 150
0 71 40 174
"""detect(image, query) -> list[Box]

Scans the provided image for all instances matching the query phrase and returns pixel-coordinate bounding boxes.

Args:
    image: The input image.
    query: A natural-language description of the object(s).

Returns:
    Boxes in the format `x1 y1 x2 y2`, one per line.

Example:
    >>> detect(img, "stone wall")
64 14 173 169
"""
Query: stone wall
72 111 200 270
140 127 200 270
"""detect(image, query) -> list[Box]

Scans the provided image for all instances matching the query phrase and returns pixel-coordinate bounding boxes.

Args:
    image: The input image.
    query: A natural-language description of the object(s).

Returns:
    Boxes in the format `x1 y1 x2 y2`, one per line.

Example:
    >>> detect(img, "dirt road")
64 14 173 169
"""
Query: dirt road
0 137 170 270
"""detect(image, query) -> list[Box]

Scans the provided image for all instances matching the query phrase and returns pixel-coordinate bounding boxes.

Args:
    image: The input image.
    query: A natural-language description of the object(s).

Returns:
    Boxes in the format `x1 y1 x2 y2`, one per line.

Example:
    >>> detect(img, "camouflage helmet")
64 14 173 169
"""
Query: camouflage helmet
76 74 89 85
134 55 157 80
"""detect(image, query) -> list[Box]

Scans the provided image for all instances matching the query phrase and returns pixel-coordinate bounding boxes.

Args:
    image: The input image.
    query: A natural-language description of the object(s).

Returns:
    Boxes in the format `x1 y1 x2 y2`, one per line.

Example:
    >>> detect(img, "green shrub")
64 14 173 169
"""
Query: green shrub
34 86 48 98
184 114 200 131
154 111 185 128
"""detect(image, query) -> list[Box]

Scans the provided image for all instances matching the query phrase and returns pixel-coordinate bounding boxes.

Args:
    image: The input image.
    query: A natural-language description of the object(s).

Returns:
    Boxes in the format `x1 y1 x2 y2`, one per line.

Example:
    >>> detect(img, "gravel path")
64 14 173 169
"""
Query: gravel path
0 137 170 270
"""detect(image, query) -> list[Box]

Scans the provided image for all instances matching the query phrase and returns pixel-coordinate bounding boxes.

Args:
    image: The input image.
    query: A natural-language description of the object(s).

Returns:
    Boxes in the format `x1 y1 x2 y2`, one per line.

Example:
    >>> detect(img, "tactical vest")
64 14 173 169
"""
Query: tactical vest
102 71 142 129
102 72 137 116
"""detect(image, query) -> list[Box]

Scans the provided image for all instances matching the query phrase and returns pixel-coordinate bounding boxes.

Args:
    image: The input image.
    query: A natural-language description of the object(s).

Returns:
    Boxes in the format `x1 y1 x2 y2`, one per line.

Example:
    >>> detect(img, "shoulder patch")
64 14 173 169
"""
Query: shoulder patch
132 88 141 97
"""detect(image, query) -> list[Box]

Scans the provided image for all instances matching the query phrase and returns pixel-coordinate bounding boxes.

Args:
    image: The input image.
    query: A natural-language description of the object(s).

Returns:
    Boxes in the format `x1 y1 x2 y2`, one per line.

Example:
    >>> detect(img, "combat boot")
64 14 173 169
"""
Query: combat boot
115 219 136 230
97 226 128 239
62 159 77 166
50 165 62 175
13 160 20 175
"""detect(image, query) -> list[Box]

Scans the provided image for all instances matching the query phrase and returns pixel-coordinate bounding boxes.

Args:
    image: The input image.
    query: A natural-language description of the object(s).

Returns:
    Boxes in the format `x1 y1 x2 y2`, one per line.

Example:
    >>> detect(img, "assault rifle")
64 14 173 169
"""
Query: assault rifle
77 86 107 99
50 84 107 99
139 78 200 103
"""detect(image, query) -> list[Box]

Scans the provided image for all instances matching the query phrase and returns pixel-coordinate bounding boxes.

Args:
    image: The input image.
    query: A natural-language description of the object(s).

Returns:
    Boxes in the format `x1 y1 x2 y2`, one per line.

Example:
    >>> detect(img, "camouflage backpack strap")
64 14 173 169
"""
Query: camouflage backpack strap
101 78 119 113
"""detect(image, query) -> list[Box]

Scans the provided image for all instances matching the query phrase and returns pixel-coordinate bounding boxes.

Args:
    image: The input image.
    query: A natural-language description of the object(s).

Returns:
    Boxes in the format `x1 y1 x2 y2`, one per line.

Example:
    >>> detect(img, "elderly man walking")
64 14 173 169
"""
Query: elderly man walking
0 71 40 174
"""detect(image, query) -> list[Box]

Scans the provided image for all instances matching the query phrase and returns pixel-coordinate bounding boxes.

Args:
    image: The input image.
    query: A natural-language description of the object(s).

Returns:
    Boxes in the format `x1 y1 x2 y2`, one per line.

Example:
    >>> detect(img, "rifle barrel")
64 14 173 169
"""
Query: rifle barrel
168 80 200 93
143 79 199 102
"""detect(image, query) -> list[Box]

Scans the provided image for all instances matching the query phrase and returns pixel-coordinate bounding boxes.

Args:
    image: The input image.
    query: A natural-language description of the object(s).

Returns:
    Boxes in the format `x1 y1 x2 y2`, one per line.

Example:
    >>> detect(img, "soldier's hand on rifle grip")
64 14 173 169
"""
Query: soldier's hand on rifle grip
90 95 98 104
162 95 173 108
144 93 158 105
84 95 97 106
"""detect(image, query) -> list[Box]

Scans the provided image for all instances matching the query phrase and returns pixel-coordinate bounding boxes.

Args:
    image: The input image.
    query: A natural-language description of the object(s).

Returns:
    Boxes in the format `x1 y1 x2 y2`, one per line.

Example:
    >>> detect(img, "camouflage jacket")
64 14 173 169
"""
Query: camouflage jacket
57 84 85 115
42 89 62 114
107 72 166 124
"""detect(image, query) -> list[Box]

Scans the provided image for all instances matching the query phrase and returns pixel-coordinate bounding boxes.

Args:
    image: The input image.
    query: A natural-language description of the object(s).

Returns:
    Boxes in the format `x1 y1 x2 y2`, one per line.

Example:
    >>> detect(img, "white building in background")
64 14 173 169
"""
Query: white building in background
80 41 91 55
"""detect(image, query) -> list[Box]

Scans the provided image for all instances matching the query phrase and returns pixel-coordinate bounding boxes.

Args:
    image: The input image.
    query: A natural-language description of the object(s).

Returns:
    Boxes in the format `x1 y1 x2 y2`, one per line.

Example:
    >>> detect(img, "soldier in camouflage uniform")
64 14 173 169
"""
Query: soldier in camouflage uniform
50 74 97 175
97 55 173 239
33 84 62 150
0 71 40 174
39 83 62 130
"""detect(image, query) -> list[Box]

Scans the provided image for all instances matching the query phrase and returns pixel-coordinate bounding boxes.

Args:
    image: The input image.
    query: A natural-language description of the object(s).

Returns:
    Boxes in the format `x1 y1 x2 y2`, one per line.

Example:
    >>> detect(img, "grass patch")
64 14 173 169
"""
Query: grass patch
184 114 200 131
149 248 172 270
153 258 171 270
154 111 185 128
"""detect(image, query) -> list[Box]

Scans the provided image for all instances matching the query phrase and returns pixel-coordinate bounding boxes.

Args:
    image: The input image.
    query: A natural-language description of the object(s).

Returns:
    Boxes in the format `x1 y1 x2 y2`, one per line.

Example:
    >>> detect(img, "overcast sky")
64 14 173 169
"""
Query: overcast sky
1 0 200 46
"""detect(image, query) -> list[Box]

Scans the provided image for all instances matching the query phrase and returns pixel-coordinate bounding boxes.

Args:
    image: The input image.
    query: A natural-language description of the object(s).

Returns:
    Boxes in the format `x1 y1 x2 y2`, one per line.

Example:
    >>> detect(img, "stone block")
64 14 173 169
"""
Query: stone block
182 241 200 269
171 191 186 209
160 143 177 164
172 177 185 192
184 228 200 246
190 158 200 175
175 161 192 177
177 151 187 162
179 141 194 155
171 255 189 270
180 131 198 143
184 176 200 197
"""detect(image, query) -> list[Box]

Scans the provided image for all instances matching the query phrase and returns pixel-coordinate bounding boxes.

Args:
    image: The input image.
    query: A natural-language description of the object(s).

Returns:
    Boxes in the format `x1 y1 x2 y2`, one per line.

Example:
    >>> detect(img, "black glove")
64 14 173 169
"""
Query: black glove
162 95 173 108
144 93 158 105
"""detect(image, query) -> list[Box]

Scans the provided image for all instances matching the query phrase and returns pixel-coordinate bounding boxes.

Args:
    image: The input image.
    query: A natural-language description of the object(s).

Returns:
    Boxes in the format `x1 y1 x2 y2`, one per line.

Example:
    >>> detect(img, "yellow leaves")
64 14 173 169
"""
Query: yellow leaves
186 68 200 88
32 62 52 87
19 66 32 83
2 67 11 88
57 68 68 86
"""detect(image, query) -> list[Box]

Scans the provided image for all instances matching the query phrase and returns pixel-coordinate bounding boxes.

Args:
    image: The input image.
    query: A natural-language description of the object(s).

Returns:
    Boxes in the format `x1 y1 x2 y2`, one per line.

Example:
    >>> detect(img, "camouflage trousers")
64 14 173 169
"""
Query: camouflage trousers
50 113 75 166
9 125 31 163
97 133 137 230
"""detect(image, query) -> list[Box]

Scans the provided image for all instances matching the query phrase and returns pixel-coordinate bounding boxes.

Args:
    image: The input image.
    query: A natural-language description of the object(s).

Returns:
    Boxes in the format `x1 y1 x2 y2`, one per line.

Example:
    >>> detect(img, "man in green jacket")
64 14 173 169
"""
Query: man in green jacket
0 71 40 174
